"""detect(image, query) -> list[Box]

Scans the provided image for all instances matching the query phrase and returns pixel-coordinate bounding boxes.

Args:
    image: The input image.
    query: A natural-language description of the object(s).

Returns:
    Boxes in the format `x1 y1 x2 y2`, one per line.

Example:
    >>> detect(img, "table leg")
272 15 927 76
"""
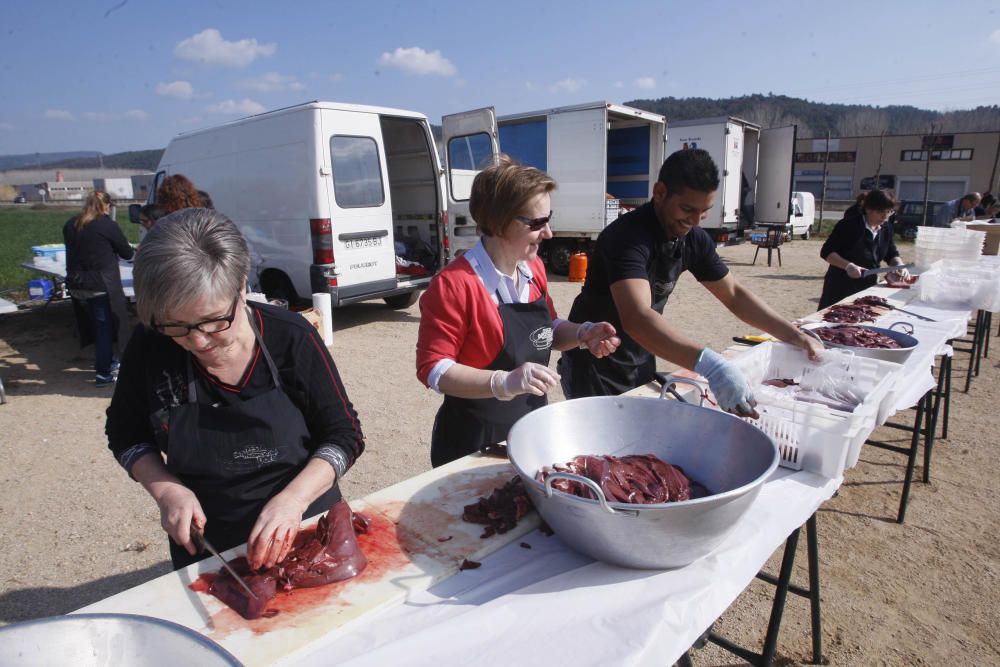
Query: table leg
897 393 927 523
806 515 822 665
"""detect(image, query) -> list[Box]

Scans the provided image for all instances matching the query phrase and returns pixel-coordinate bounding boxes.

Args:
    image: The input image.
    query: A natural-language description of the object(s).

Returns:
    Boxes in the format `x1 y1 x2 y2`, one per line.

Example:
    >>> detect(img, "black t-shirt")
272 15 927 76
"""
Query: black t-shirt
106 303 364 471
63 214 134 292
569 201 729 329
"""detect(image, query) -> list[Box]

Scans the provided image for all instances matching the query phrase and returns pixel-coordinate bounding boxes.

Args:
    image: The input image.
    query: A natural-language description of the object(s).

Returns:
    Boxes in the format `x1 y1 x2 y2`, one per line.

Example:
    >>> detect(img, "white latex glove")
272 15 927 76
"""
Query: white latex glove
844 263 865 279
694 348 758 417
490 362 560 401
888 266 910 281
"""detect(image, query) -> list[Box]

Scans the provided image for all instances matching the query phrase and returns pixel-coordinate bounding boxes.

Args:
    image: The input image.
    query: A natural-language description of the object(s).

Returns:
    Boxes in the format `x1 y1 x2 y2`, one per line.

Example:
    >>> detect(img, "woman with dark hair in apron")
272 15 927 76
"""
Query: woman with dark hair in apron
105 208 364 570
416 156 620 468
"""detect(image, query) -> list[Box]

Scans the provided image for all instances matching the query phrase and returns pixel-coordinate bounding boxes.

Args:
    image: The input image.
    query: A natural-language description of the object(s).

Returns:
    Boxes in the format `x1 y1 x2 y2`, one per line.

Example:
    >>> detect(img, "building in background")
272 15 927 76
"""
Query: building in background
1 167 153 202
793 131 1000 206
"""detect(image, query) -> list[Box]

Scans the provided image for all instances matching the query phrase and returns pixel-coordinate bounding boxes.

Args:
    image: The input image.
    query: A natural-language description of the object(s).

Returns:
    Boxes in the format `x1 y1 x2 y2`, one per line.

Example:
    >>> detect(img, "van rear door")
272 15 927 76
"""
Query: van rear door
755 125 797 225
442 107 499 256
320 109 397 296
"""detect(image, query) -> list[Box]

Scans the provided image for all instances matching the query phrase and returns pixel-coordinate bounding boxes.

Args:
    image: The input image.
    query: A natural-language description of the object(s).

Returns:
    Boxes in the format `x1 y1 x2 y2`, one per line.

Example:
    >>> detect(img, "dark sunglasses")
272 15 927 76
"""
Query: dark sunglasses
514 211 553 231
152 295 241 337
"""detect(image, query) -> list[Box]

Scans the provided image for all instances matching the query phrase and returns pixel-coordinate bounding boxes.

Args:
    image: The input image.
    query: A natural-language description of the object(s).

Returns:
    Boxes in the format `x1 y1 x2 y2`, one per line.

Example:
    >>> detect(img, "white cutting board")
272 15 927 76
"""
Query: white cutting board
77 455 538 667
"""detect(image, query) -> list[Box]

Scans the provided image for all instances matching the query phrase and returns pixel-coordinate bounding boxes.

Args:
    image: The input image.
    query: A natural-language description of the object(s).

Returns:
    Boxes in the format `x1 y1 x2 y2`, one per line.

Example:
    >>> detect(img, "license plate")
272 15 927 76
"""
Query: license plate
344 236 384 249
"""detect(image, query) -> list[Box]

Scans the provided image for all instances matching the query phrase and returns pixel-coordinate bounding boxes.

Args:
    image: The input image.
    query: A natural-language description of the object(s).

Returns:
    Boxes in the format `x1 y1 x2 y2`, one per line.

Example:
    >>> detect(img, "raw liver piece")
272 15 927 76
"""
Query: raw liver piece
208 499 369 619
537 454 709 504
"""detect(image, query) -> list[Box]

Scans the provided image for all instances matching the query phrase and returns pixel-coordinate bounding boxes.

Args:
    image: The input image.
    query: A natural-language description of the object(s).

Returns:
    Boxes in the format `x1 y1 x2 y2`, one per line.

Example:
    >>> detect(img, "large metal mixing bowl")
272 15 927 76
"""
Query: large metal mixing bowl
507 396 779 569
0 613 243 666
805 322 918 363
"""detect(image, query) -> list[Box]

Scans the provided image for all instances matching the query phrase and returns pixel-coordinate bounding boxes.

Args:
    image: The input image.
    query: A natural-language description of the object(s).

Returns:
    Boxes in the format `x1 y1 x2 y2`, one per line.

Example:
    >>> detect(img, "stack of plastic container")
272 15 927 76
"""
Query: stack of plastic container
913 227 985 270
917 258 1000 312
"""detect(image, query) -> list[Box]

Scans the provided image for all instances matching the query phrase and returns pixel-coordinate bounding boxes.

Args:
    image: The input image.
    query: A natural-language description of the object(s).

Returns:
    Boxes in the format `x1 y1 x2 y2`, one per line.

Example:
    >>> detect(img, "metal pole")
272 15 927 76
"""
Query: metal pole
817 131 830 234
921 125 935 226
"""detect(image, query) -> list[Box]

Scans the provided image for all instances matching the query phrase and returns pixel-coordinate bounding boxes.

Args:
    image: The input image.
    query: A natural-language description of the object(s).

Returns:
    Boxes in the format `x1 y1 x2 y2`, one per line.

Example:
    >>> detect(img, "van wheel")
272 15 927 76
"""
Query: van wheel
801 228 811 241
546 241 574 275
384 292 418 309
261 272 299 307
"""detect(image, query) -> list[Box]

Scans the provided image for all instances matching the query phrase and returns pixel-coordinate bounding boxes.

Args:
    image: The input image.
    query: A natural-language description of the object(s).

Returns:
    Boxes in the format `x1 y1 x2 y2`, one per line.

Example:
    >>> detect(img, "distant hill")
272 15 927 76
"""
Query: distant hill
624 94 1000 137
45 149 164 171
0 151 101 170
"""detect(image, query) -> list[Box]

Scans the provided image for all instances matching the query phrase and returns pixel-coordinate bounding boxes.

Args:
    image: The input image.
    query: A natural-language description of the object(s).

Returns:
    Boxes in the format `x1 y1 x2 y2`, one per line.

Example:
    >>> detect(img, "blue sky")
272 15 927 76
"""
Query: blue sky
1 0 998 155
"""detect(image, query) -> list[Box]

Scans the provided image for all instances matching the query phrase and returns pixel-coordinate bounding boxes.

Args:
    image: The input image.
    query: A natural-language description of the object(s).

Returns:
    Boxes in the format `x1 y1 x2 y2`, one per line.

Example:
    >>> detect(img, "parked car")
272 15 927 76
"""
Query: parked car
12 195 26 204
895 200 945 240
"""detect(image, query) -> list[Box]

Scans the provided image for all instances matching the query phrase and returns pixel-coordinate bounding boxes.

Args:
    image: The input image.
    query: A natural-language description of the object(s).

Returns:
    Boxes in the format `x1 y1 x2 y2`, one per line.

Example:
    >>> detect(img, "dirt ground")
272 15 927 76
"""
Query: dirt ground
1 238 998 666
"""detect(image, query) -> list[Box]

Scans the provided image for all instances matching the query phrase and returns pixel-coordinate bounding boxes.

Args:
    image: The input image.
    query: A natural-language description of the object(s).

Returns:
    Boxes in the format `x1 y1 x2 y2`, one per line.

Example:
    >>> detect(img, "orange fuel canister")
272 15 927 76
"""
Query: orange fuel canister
568 252 588 283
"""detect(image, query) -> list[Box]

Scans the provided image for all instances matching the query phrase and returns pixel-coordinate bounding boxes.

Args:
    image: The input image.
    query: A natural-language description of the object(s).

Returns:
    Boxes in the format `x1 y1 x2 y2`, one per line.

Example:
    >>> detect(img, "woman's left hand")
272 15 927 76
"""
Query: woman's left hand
247 491 309 570
579 321 621 358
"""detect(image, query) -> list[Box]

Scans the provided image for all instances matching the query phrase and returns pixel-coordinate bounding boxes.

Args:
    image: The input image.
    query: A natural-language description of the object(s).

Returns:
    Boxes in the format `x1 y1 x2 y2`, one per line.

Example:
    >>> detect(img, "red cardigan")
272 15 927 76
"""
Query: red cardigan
416 255 558 386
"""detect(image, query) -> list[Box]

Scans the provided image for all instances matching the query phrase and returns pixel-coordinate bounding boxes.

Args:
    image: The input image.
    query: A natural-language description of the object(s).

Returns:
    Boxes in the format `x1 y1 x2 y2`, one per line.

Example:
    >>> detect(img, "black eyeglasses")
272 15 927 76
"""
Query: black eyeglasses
152 295 241 337
514 211 553 231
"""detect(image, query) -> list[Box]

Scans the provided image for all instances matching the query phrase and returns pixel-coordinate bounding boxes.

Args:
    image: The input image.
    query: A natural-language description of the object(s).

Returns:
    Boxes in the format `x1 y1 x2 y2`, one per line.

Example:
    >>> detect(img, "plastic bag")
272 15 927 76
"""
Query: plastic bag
795 352 866 412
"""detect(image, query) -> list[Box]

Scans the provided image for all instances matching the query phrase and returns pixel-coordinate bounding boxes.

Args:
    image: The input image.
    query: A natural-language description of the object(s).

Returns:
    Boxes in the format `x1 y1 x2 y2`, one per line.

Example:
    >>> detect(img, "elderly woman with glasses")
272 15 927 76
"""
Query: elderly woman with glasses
416 156 620 468
106 208 364 570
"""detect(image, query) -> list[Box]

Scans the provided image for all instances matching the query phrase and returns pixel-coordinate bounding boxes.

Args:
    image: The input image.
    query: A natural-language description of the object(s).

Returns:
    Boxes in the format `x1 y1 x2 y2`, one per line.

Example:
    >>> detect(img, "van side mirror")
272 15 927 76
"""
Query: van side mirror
128 204 143 225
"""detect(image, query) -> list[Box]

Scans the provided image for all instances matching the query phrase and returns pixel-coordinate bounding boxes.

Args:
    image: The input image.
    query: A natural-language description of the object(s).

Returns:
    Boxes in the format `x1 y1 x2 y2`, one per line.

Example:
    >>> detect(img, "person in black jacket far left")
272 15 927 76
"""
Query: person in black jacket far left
63 191 134 386
818 189 909 309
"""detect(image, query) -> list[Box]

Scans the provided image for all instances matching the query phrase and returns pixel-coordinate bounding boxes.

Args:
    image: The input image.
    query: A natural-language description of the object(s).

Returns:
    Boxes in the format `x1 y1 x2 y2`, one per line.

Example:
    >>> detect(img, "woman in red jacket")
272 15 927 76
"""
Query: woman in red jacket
416 157 620 467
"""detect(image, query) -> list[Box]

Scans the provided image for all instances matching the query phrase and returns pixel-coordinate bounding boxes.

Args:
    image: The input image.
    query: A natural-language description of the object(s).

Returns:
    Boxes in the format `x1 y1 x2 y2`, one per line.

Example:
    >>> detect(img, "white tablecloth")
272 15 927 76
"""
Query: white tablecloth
282 469 838 667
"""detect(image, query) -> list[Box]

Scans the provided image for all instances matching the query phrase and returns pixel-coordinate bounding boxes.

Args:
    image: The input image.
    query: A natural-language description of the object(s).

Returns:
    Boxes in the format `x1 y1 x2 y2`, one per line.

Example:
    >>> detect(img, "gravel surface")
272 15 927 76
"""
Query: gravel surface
1 238 997 665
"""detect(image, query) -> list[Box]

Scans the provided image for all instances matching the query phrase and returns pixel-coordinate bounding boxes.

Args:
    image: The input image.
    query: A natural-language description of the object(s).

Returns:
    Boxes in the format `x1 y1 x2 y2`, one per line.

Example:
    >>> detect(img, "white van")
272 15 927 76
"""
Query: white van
151 101 447 308
789 191 816 239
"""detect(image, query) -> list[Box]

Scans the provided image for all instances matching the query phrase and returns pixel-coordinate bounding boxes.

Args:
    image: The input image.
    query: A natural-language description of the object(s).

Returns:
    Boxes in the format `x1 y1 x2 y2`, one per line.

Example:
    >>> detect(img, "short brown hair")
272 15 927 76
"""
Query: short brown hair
469 155 556 237
863 188 897 212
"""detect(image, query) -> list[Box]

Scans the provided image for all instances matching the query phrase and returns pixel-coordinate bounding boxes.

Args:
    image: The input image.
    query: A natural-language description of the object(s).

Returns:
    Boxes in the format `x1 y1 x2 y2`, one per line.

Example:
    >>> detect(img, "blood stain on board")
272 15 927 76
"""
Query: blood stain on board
188 511 423 639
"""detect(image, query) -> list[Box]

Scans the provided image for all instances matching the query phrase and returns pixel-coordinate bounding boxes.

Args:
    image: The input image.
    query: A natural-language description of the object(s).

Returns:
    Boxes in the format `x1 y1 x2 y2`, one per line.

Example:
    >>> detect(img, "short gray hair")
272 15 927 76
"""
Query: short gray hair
134 208 250 326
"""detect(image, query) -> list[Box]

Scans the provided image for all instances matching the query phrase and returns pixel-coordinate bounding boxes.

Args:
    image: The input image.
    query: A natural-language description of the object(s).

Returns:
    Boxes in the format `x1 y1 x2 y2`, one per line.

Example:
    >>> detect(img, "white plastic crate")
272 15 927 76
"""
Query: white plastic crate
916 259 1000 312
728 343 903 477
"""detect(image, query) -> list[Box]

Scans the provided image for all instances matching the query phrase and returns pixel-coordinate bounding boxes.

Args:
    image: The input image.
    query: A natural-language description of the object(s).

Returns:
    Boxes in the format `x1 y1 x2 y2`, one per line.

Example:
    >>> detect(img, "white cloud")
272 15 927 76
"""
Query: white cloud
549 78 586 94
175 28 276 67
377 47 456 76
634 77 656 89
238 72 304 93
124 109 149 120
156 80 194 100
990 28 1000 44
0 122 14 130
614 81 624 88
45 109 74 120
328 72 345 82
206 98 267 115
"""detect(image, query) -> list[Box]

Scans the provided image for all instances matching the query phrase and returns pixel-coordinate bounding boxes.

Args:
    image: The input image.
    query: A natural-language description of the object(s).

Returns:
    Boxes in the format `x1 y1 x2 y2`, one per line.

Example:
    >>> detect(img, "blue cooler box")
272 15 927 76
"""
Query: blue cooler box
28 279 53 300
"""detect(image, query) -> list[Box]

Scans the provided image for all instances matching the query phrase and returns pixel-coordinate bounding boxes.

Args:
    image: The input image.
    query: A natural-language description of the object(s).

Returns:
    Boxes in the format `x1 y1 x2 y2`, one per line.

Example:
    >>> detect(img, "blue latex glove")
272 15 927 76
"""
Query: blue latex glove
694 348 757 417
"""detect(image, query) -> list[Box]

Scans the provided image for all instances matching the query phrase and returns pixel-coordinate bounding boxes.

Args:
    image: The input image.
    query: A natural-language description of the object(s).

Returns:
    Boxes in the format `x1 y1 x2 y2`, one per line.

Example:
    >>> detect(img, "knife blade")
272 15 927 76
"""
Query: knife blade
862 263 914 278
889 306 936 322
192 527 259 600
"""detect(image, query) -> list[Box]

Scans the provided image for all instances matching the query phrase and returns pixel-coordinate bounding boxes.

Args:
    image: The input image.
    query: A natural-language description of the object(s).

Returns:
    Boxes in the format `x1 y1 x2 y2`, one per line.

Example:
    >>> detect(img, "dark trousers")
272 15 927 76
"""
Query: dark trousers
84 294 114 376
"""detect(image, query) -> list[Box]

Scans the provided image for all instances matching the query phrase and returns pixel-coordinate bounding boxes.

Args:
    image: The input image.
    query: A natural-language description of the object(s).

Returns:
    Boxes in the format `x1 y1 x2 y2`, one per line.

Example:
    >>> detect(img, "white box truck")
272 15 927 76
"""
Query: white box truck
442 101 666 274
150 101 447 308
665 116 797 244
94 177 134 200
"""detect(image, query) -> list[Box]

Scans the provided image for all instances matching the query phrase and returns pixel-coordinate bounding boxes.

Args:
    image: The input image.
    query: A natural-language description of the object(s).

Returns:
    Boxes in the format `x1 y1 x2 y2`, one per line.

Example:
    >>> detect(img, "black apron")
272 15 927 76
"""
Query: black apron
161 310 340 568
818 227 882 309
430 283 553 468
564 238 685 397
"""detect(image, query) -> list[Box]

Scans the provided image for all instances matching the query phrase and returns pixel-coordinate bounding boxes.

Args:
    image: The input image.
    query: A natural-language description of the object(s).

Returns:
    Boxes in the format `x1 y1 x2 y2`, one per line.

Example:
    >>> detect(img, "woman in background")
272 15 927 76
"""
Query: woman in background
157 174 208 215
63 191 134 386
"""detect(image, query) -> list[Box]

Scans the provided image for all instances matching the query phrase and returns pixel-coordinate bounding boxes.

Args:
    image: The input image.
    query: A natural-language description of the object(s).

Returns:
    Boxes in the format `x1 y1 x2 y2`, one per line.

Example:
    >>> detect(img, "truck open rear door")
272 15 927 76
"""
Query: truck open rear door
546 107 608 235
442 107 498 256
755 125 797 225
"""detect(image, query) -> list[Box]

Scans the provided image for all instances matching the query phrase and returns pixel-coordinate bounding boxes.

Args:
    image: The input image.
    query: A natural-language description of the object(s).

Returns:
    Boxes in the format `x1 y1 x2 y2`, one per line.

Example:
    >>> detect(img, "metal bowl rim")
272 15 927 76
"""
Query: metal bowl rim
0 613 242 665
508 396 780 511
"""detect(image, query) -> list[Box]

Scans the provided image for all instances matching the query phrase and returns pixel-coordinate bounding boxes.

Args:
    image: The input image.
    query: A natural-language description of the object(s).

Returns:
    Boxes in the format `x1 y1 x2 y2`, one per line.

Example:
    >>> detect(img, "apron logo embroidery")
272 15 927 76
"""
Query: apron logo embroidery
529 326 553 350
232 445 279 466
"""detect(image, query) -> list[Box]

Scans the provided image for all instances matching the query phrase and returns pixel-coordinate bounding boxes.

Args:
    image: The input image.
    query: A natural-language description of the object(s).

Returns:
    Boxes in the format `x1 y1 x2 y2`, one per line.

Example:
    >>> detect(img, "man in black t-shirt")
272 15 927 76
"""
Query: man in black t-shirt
559 150 821 414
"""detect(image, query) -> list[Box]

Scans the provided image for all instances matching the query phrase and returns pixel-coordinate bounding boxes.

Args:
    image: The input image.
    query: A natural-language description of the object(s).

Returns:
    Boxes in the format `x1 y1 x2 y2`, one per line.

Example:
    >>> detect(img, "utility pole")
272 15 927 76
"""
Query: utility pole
874 131 885 192
921 125 935 227
817 131 830 235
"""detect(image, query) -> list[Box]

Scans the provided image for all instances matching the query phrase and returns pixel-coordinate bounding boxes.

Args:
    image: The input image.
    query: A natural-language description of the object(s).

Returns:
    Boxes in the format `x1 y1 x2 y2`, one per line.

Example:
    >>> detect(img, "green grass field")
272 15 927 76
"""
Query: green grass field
0 206 140 300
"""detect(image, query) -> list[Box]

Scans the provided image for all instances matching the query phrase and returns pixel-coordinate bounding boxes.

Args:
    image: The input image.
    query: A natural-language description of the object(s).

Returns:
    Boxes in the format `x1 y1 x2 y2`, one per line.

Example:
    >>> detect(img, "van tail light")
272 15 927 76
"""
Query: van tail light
441 210 451 259
310 218 334 264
